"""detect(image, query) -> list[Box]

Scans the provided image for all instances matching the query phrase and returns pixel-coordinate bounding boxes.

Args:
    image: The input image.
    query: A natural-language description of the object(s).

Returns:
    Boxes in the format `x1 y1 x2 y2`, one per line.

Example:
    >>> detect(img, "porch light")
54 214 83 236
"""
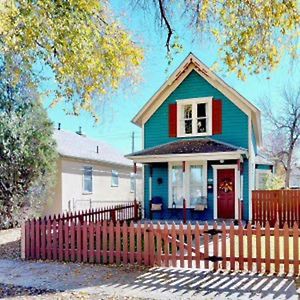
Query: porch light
220 159 224 163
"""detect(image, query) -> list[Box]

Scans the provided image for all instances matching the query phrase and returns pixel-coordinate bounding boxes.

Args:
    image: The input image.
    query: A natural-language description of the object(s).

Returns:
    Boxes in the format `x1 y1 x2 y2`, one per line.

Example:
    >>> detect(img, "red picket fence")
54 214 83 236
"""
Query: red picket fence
22 220 300 276
252 190 300 227
45 201 141 224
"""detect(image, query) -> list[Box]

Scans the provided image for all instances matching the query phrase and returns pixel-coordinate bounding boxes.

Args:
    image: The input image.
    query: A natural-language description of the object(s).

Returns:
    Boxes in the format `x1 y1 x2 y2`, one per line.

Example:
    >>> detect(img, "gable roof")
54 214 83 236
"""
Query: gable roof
54 129 132 167
132 53 262 147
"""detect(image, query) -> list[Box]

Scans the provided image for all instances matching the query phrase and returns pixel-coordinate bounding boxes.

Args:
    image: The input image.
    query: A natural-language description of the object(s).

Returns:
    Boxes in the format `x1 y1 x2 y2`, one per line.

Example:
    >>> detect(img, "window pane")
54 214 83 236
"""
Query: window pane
83 167 93 193
171 165 183 206
197 103 206 117
130 173 135 193
189 165 204 207
112 170 119 187
185 120 192 134
184 104 192 119
197 119 207 133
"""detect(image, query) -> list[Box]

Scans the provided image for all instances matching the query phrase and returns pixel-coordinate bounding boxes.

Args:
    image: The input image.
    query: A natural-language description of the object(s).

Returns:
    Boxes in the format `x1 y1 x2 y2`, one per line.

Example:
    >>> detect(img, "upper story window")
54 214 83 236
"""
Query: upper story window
111 170 119 187
83 166 93 194
177 97 212 137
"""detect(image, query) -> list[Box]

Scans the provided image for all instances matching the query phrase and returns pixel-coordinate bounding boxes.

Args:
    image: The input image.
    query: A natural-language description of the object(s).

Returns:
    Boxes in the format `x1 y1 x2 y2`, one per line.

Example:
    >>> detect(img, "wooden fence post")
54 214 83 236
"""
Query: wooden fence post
21 222 26 260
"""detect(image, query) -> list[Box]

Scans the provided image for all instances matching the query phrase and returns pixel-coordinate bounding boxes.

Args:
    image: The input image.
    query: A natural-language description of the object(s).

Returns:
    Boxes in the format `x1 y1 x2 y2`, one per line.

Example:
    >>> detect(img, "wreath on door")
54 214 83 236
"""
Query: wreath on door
219 179 233 193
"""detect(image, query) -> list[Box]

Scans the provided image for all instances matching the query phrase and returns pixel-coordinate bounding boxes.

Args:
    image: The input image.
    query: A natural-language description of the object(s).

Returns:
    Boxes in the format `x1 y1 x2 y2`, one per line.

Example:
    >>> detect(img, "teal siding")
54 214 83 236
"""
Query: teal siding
144 70 249 150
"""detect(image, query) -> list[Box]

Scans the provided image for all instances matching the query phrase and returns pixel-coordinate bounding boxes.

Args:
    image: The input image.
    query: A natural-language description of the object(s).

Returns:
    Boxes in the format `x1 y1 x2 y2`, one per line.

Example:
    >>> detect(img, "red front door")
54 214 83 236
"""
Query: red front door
217 169 235 219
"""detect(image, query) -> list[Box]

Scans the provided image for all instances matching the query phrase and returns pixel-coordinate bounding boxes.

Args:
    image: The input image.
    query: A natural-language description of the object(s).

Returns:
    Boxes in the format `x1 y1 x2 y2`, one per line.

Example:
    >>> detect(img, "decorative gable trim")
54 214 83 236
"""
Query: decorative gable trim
132 53 262 147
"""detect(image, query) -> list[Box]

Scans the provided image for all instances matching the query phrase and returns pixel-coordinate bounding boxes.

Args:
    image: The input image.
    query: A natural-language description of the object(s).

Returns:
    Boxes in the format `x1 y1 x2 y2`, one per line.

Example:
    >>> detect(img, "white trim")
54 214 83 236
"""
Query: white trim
176 97 213 137
132 53 262 147
127 151 247 163
212 164 240 220
255 169 271 190
168 161 207 208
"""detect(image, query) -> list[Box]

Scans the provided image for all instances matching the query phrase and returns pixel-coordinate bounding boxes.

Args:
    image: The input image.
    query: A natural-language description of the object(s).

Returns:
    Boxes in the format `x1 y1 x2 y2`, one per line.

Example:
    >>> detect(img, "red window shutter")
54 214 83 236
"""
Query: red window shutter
212 99 222 135
169 103 177 137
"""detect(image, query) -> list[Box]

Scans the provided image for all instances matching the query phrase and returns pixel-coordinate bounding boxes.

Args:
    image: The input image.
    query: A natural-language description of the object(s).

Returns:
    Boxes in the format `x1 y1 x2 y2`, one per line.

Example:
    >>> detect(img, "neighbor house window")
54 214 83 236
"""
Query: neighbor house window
177 97 212 136
169 162 207 208
130 173 135 193
111 170 119 187
255 169 271 190
83 166 93 193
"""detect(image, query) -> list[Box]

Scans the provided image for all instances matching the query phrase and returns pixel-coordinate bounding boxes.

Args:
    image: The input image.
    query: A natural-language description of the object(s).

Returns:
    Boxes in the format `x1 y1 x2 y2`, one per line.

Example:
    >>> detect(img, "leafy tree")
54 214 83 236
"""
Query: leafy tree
0 60 57 228
134 0 299 78
261 84 300 188
0 0 143 120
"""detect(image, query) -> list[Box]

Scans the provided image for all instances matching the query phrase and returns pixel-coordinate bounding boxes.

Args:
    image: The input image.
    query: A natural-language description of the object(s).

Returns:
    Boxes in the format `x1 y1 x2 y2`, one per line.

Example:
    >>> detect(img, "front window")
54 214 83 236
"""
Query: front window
178 97 212 136
83 167 93 193
111 170 119 187
171 165 184 208
169 162 207 208
189 165 205 207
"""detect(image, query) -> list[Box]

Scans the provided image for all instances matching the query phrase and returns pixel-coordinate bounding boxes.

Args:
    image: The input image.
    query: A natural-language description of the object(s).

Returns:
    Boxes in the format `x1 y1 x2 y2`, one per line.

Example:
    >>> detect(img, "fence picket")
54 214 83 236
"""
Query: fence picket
76 222 82 262
58 220 63 261
171 223 177 267
46 218 52 260
204 222 209 269
35 219 41 260
122 222 128 264
187 223 192 269
96 221 101 263
179 223 184 268
115 221 121 265
102 221 108 264
164 223 169 267
283 222 289 274
265 222 271 273
149 223 155 266
64 221 69 262
156 223 162 267
41 219 46 260
109 221 114 264
195 223 201 269
89 222 94 263
70 221 75 262
52 219 57 261
256 223 262 273
30 219 35 259
136 222 142 265
229 222 235 270
293 222 299 275
246 222 252 272
213 222 218 271
129 221 135 264
221 222 226 270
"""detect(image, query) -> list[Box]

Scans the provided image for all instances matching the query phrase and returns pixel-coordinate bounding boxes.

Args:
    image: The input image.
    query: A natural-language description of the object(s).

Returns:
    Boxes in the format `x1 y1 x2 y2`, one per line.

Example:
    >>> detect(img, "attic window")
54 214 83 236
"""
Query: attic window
177 97 212 137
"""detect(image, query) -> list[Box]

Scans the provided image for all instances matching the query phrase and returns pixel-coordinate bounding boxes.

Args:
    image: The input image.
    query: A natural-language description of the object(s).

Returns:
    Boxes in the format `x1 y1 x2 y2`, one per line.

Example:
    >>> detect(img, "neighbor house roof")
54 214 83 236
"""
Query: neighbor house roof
127 138 247 158
54 129 132 167
132 52 262 147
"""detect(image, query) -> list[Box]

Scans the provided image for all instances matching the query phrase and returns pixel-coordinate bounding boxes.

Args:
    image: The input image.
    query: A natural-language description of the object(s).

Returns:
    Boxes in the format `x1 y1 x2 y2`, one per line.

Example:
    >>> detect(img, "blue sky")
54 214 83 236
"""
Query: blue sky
46 2 299 155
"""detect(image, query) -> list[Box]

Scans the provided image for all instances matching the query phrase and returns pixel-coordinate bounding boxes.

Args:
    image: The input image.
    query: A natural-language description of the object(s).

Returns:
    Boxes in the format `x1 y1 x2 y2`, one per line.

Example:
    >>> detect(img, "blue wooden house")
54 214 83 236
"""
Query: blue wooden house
127 53 272 222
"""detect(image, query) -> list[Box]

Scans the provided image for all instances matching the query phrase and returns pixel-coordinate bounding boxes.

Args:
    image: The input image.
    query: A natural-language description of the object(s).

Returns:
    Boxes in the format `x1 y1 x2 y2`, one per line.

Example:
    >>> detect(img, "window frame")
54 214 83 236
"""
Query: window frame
82 166 93 194
168 161 207 208
111 170 119 187
176 97 213 137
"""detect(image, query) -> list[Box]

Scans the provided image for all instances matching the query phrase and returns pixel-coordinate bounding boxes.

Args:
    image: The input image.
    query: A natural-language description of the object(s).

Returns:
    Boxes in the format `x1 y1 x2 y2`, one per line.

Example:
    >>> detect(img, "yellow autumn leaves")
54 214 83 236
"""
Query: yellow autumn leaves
0 0 143 119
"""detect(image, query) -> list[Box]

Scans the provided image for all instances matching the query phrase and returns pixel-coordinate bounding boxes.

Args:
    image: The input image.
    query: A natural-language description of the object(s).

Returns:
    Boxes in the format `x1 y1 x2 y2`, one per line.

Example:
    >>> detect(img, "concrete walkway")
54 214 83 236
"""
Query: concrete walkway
0 259 299 299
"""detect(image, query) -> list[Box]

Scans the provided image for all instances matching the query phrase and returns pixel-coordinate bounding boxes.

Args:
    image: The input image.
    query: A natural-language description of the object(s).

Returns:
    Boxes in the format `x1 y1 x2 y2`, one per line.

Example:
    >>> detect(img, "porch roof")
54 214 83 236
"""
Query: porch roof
126 138 247 162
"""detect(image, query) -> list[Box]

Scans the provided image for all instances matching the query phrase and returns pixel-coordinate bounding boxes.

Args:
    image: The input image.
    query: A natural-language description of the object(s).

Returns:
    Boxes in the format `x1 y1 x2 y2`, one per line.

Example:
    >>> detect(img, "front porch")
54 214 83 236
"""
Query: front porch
127 139 250 222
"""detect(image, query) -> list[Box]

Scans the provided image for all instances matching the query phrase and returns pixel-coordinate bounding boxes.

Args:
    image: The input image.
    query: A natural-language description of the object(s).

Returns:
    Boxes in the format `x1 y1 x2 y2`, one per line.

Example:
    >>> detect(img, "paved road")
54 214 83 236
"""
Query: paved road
0 259 299 299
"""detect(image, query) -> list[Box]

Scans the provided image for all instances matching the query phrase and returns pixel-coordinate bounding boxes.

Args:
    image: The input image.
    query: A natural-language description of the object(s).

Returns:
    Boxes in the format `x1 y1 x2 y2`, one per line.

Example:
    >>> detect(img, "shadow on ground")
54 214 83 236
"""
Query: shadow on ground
0 259 298 299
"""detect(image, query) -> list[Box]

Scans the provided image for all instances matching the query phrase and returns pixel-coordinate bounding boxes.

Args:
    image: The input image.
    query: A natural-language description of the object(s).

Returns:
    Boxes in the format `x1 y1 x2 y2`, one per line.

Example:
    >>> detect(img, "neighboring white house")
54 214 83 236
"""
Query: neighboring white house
45 128 142 215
